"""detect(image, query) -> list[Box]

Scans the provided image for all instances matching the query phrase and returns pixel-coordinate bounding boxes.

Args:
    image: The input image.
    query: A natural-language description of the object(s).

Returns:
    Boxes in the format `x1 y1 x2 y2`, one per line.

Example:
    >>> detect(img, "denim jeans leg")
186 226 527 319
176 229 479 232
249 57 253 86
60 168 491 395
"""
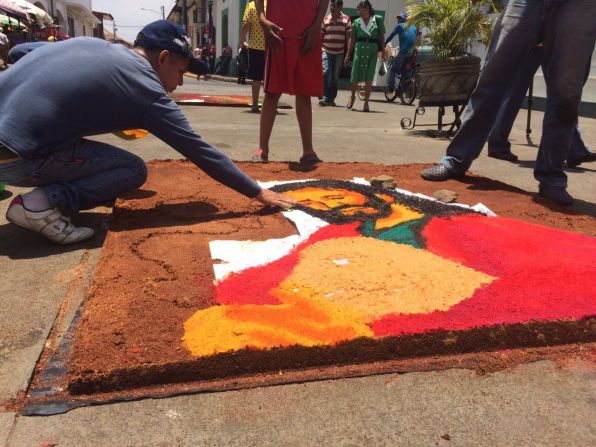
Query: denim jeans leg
15 139 147 211
568 126 591 162
328 52 343 103
534 0 596 188
387 54 405 91
488 46 542 155
322 51 332 102
441 0 543 174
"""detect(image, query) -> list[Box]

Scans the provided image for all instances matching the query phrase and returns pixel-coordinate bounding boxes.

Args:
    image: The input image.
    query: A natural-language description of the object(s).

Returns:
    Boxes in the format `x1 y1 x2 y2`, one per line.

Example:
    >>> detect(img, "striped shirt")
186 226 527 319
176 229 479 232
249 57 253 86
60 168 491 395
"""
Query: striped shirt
321 12 351 54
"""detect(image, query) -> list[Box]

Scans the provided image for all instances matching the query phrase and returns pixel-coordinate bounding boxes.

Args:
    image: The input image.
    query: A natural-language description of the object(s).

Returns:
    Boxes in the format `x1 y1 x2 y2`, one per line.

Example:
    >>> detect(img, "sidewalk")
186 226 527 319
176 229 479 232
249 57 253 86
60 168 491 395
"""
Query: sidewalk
1 79 594 446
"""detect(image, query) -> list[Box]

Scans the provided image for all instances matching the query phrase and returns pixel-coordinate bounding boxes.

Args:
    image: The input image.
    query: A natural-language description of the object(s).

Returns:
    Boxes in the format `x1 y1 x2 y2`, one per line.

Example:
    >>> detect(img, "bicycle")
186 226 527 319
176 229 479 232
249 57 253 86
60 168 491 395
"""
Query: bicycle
384 48 420 105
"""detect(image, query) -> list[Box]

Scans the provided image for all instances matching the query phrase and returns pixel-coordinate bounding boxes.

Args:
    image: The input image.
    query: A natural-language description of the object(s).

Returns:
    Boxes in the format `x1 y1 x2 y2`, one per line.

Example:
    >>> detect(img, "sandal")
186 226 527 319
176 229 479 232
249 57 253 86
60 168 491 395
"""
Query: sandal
299 151 323 165
250 149 269 163
347 96 356 110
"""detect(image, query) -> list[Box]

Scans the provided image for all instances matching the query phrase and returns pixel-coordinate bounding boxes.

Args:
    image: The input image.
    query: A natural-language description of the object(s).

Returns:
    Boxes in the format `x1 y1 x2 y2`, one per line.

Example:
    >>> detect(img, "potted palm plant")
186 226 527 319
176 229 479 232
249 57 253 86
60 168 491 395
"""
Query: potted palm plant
407 0 495 106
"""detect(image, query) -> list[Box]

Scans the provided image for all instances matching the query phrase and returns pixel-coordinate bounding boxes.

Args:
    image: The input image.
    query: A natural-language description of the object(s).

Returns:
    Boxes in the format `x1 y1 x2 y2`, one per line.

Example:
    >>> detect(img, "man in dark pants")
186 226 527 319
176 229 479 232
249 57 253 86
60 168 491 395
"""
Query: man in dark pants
488 45 596 167
421 0 596 206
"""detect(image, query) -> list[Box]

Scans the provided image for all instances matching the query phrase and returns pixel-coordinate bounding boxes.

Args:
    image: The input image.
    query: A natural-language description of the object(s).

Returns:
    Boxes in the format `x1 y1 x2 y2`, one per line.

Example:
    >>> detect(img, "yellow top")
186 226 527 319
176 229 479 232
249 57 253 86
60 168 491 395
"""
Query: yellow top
242 0 266 51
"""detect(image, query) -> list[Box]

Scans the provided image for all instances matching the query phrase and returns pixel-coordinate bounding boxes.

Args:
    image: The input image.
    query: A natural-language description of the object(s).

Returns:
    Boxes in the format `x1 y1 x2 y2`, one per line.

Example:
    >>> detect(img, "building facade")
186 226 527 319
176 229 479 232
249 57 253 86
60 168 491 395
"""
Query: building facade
167 0 218 50
31 0 99 38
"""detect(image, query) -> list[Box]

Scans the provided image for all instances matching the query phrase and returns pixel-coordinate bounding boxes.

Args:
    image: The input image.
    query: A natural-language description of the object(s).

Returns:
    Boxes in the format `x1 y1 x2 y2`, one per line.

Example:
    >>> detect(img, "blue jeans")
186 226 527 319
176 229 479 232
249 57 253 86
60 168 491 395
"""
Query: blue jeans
386 53 406 91
0 139 147 211
322 50 344 103
488 46 593 161
441 0 596 189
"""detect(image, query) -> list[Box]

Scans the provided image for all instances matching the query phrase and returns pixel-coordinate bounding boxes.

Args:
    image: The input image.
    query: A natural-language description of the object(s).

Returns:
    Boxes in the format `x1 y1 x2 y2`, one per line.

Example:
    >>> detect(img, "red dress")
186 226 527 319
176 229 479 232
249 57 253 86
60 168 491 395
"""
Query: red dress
264 0 323 97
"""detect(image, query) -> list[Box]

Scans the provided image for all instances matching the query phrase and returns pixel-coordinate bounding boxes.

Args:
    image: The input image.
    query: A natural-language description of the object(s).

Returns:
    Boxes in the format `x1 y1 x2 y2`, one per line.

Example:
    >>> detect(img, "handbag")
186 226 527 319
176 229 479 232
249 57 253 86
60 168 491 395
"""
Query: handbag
378 60 388 77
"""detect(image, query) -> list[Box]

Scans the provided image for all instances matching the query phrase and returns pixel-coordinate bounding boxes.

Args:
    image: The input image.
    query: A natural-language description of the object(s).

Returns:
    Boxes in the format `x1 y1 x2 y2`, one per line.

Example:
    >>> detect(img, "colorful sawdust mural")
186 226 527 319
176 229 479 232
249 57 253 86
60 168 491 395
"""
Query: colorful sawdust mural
169 93 292 109
182 180 596 357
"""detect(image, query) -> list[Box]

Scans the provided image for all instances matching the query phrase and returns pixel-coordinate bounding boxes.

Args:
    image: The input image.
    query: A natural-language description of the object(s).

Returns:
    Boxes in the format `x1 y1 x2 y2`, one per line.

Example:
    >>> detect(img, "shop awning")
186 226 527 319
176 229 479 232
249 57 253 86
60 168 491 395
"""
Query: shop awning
66 2 101 25
5 0 53 26
0 0 27 20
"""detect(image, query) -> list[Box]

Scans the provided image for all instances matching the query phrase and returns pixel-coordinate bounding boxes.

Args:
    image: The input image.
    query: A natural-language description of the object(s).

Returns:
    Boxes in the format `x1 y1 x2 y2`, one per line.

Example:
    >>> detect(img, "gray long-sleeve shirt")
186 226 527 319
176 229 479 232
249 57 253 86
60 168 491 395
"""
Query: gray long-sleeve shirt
0 37 261 198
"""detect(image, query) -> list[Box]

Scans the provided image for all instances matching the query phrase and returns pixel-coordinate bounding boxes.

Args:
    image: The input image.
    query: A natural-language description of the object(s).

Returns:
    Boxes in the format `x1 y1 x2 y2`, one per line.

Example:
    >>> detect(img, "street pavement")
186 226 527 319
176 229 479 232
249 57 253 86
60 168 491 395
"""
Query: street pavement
0 78 594 446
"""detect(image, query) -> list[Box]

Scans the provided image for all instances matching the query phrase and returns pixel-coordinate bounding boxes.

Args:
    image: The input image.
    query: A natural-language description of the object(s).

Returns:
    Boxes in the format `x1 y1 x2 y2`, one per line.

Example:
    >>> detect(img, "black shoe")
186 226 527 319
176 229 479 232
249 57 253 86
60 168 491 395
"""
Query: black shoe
539 186 574 206
421 164 456 181
488 152 518 162
566 151 596 168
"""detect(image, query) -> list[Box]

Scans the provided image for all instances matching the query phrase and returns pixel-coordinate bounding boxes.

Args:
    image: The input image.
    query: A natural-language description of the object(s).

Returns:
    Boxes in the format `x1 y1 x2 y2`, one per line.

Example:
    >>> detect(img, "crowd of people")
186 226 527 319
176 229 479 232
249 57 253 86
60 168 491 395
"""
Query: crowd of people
239 0 416 113
0 0 594 246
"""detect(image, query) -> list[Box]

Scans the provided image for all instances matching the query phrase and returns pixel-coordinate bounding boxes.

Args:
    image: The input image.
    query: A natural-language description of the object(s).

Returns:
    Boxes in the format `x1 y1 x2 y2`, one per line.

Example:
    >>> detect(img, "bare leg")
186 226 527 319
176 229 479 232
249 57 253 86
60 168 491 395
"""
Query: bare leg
295 95 314 154
363 81 372 111
259 92 282 154
251 81 261 111
348 83 357 109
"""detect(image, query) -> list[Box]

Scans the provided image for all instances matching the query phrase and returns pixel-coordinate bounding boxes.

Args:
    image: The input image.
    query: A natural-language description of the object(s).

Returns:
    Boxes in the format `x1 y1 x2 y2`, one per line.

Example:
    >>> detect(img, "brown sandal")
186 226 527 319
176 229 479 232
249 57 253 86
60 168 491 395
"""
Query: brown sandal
347 96 356 110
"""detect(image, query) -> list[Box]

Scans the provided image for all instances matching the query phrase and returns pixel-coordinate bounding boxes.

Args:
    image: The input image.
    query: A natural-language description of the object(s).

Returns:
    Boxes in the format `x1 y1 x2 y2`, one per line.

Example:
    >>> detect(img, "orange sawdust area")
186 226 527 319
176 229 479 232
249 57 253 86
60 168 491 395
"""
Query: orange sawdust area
168 93 293 109
22 161 595 411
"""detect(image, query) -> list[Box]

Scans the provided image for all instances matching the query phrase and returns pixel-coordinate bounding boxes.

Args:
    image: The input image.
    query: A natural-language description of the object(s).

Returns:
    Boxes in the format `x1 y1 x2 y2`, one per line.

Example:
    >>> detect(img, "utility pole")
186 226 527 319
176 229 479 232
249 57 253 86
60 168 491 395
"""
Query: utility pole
182 0 188 31
161 5 165 20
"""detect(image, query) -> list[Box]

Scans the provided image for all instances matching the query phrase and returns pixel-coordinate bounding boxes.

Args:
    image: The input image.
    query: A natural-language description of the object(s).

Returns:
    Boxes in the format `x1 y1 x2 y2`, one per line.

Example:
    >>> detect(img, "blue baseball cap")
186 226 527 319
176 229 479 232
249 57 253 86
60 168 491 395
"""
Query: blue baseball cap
134 20 208 75
398 12 407 20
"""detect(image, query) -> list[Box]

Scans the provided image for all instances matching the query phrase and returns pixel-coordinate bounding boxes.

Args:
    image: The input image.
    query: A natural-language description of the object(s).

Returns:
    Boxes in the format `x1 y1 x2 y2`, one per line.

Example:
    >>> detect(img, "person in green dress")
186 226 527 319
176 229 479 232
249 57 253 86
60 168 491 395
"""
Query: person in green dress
344 1 386 112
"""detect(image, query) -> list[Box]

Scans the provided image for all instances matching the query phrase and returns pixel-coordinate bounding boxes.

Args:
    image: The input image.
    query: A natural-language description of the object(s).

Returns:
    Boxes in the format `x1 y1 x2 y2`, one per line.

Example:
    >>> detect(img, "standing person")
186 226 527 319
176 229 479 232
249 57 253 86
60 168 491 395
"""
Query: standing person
251 0 330 164
218 44 233 74
344 1 386 112
420 0 596 206
0 27 9 70
384 12 417 95
208 44 216 73
0 21 295 245
236 45 248 84
488 45 596 167
319 0 352 107
240 0 267 112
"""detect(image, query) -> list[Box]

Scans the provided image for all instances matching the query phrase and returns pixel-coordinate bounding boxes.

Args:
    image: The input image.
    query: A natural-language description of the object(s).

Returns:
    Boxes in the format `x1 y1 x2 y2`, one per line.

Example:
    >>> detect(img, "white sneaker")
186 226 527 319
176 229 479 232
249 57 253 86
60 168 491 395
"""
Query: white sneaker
6 196 95 245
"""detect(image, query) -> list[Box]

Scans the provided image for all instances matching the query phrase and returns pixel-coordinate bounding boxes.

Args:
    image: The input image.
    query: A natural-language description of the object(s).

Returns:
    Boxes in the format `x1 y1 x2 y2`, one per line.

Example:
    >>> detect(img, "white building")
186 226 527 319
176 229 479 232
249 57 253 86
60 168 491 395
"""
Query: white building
30 0 100 38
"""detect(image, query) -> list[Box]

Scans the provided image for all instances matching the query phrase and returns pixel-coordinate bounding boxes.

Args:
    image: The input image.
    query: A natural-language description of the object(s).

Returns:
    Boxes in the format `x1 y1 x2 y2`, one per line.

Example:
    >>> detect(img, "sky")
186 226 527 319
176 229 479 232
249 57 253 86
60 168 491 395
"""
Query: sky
92 0 178 43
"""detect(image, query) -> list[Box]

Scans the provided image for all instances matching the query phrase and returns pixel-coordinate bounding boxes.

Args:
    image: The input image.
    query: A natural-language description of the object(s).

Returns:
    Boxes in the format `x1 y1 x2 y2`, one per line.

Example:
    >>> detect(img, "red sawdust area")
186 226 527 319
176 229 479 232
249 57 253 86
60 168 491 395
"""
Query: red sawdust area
19 161 596 413
168 93 292 109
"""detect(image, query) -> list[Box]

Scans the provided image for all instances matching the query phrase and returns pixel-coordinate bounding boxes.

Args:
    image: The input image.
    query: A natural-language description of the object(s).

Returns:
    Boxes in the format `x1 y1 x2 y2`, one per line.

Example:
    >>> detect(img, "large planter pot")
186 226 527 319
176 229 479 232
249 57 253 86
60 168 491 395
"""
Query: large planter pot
418 56 481 107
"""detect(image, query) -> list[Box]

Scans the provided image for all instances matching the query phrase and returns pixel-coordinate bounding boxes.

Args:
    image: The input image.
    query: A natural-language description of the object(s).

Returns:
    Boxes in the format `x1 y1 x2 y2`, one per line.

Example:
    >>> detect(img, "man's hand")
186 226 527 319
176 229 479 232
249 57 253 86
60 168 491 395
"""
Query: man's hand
255 189 297 209
299 24 321 54
241 41 248 48
259 17 283 52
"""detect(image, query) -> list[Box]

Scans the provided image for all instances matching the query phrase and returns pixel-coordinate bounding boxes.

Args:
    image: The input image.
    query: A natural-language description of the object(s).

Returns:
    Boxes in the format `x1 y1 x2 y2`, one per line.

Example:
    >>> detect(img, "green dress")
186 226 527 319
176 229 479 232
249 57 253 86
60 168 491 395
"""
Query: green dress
350 15 385 83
